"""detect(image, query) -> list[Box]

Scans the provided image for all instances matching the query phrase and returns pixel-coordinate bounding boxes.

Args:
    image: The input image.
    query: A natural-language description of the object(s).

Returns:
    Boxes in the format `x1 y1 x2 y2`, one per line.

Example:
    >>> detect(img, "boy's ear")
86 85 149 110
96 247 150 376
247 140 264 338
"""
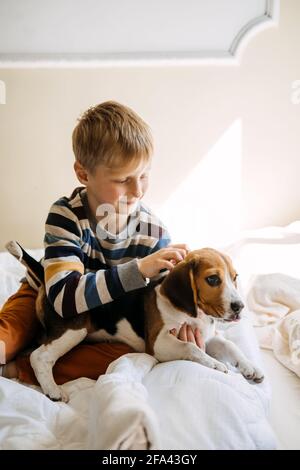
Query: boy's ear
74 161 89 185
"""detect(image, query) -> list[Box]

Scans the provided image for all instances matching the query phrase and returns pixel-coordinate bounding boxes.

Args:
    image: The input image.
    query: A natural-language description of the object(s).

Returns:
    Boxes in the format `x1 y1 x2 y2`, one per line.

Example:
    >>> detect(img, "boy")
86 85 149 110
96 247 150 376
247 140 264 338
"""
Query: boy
0 101 204 384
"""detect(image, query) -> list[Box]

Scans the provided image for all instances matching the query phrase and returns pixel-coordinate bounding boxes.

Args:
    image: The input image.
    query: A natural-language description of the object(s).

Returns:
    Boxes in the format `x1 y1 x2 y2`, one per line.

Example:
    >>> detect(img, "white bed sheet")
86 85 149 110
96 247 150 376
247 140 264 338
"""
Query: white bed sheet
225 221 300 450
0 318 276 450
260 349 300 450
2 235 298 449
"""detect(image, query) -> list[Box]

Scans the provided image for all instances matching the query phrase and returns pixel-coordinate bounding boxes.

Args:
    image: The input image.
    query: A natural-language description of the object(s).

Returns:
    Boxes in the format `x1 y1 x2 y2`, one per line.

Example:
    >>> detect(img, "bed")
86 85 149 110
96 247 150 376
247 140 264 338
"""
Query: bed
224 221 300 450
0 223 300 450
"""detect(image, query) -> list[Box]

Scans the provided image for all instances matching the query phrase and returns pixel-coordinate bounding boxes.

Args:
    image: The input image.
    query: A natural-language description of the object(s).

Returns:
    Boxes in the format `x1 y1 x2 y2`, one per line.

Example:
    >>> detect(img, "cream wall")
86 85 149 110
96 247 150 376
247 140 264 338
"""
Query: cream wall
0 0 299 250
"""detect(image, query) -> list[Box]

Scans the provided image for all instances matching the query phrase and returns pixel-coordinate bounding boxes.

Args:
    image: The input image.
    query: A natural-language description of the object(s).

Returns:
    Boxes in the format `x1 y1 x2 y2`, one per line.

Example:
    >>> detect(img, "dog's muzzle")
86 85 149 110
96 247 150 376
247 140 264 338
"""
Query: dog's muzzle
229 300 244 321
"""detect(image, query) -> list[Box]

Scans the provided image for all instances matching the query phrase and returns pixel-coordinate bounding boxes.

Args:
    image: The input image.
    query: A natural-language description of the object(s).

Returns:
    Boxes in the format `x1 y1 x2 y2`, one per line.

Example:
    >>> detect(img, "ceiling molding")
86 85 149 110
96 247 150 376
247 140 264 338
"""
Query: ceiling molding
230 0 280 60
0 0 280 68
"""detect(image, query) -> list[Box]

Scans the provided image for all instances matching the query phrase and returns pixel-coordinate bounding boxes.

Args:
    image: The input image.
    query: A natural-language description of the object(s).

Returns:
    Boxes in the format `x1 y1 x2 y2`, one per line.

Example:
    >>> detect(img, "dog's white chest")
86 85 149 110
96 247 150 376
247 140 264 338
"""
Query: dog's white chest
156 286 216 342
191 314 216 342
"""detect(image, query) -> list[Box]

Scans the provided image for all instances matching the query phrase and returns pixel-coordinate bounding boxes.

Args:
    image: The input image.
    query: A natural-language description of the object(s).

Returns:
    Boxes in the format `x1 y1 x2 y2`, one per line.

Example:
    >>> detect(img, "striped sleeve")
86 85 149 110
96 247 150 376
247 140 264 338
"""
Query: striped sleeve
150 224 172 253
137 203 171 254
150 232 171 253
149 226 172 281
44 202 147 318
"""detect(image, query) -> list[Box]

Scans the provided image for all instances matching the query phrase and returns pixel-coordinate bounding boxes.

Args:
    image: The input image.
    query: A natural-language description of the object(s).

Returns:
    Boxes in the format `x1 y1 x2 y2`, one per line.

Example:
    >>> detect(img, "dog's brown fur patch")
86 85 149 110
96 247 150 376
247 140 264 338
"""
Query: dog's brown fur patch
144 288 164 355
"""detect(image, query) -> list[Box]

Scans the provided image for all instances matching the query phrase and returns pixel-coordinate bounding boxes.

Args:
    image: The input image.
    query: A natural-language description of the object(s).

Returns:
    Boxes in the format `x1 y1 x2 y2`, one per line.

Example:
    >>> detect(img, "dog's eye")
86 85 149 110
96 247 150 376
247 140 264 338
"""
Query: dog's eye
206 275 221 287
233 274 238 282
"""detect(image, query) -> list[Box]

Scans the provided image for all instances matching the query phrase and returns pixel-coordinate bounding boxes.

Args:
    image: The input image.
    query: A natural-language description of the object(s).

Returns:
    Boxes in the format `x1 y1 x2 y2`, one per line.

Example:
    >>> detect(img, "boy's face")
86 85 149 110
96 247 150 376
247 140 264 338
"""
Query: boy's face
74 158 151 216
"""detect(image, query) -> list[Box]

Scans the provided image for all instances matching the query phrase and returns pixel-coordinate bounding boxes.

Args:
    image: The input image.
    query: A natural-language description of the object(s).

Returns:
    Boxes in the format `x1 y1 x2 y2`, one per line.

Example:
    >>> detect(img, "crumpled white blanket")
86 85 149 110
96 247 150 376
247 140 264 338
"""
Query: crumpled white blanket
0 317 277 450
0 248 277 450
247 273 300 377
88 353 160 450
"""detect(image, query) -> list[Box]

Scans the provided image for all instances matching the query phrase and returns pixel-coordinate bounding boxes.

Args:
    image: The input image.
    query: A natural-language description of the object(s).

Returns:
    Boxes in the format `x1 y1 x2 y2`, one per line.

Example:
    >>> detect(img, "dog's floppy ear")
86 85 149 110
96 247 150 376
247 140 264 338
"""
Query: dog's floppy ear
160 256 200 317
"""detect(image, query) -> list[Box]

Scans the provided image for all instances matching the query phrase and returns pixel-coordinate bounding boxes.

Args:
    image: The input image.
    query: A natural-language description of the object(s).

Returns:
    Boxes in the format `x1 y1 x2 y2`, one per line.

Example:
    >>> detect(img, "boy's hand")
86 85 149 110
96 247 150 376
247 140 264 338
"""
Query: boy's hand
170 323 205 351
137 245 189 279
168 243 190 253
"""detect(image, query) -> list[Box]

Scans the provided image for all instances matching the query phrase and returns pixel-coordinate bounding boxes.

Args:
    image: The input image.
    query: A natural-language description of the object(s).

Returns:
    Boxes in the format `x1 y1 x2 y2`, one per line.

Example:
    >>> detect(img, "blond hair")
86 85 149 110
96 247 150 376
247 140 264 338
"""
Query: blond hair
72 101 153 172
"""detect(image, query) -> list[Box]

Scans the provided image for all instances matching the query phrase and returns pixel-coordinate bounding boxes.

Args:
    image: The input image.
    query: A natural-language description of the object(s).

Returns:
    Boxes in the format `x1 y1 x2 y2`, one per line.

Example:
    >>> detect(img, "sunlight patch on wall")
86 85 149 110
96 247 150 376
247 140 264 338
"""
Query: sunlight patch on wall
157 119 242 249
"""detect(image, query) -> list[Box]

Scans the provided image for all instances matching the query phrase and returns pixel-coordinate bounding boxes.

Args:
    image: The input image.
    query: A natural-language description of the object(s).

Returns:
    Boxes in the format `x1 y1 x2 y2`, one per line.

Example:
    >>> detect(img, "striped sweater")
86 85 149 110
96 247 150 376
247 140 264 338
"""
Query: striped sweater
42 187 171 318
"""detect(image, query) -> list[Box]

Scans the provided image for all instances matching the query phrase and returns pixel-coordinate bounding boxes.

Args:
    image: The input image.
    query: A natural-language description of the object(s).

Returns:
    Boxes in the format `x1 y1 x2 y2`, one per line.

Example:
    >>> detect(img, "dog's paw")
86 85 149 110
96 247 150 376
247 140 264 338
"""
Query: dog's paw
212 360 228 374
252 367 265 383
45 386 69 403
238 361 264 383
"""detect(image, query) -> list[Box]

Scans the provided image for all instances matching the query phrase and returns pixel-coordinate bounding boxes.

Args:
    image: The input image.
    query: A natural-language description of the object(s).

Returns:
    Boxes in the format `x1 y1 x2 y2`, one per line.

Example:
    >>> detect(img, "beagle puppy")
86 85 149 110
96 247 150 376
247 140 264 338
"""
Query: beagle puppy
7 242 264 402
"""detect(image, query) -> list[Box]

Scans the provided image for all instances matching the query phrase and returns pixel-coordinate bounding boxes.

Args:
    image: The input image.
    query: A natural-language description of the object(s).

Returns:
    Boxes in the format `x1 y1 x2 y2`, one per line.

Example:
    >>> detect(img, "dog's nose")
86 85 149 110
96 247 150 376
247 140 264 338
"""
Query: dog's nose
230 301 244 315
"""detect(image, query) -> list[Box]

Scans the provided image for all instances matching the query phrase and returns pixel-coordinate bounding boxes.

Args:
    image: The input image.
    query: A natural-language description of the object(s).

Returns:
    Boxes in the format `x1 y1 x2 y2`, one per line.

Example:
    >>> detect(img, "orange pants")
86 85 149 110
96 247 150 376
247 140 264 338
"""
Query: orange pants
0 283 134 385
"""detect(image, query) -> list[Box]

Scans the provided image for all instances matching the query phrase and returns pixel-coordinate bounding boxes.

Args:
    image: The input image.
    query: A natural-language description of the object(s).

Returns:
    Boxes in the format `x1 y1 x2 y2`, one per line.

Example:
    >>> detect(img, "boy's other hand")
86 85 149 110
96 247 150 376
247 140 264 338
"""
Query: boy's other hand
168 243 190 254
137 246 188 279
170 323 205 351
